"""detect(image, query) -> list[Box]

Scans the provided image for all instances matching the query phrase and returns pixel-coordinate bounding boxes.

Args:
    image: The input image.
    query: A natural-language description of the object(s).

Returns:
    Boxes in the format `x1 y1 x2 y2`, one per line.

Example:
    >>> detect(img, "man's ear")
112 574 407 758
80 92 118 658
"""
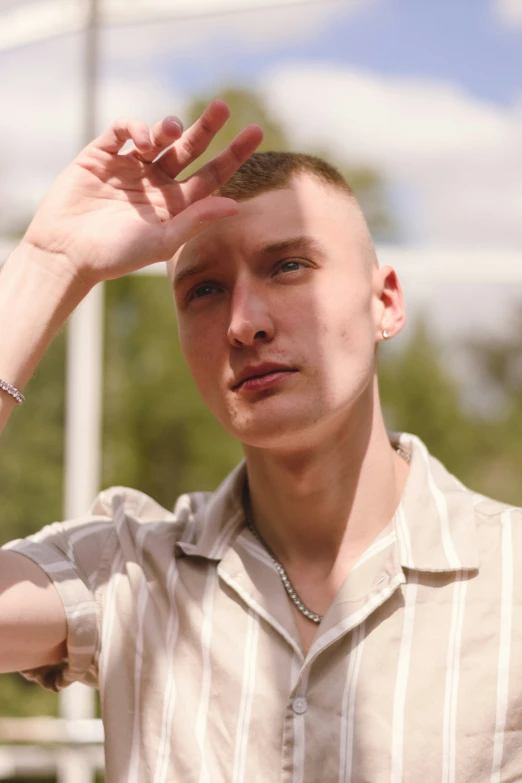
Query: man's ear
373 265 406 343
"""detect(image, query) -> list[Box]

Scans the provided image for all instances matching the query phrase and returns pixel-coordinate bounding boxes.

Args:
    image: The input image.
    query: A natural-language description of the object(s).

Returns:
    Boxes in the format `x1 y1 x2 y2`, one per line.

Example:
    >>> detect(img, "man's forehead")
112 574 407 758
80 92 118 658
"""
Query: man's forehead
170 186 300 278
169 176 354 280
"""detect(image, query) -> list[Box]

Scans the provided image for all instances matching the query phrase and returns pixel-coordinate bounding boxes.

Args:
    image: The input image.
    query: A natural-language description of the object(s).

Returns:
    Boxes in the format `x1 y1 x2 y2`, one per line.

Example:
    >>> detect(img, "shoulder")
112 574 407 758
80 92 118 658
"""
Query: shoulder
95 460 247 559
464 481 522 521
90 484 177 521
88 484 211 539
471 490 522 529
449 482 522 572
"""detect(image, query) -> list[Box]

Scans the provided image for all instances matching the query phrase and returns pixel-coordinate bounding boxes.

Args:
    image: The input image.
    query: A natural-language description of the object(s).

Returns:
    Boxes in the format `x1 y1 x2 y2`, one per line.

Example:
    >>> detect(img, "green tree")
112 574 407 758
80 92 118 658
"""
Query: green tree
186 87 290 167
464 304 522 504
380 321 482 476
379 316 522 506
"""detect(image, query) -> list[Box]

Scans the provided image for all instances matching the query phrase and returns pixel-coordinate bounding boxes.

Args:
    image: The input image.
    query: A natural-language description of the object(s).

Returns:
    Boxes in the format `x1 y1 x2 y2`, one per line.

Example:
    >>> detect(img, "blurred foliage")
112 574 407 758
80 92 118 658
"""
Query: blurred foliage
186 88 290 164
379 315 522 504
1 87 521 742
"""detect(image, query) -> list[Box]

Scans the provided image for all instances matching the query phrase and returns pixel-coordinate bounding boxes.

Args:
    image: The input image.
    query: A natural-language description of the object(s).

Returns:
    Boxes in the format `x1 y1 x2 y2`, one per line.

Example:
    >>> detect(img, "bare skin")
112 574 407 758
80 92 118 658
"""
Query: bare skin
172 176 408 654
246 380 409 655
0 100 263 672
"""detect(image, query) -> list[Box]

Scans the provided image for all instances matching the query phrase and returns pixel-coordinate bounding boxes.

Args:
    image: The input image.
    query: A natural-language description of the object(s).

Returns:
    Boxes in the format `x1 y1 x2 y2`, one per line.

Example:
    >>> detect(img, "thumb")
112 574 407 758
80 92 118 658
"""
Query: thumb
161 197 239 256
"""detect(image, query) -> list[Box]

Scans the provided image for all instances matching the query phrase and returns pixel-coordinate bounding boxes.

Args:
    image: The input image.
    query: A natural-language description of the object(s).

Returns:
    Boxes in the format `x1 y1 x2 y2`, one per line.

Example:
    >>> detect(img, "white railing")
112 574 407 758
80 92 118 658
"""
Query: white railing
0 718 104 780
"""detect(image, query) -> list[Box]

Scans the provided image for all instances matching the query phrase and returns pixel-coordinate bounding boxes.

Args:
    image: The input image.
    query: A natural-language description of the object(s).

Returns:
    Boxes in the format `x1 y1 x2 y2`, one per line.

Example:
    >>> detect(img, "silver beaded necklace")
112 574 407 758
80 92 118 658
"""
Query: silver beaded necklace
243 444 411 625
245 511 323 623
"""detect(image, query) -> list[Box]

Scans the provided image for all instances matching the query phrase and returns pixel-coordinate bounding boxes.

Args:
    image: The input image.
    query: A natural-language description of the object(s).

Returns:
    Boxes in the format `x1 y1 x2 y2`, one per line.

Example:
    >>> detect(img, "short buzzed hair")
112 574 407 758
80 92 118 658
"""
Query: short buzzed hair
217 151 377 268
217 151 355 202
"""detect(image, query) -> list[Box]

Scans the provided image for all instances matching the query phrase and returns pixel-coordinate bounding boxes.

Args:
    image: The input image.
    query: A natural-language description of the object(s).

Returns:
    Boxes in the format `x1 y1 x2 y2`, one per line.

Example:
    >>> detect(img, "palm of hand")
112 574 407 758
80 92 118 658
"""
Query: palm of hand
23 102 263 285
29 148 186 278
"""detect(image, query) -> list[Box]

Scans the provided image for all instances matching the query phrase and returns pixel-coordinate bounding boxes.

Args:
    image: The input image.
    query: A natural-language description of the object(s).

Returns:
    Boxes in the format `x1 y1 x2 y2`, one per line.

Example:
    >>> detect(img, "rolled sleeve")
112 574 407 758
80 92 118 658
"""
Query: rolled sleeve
2 499 115 691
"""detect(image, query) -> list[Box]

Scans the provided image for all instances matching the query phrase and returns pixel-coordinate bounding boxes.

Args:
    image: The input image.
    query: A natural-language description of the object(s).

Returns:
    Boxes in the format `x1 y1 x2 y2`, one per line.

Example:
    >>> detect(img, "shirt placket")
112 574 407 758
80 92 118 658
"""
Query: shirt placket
219 529 405 783
281 543 405 783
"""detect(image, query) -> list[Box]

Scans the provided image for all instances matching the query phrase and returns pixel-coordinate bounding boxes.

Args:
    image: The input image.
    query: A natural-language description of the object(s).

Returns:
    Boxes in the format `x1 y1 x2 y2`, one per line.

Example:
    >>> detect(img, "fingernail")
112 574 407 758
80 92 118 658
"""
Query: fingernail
166 117 183 133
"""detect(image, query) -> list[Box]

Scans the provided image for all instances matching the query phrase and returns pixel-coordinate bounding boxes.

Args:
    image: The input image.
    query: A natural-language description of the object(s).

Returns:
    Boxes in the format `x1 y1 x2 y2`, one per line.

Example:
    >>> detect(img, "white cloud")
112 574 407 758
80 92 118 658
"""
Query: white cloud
0 26 520 336
101 0 362 63
0 0 363 231
261 64 522 247
495 0 522 27
0 0 365 53
1 10 521 254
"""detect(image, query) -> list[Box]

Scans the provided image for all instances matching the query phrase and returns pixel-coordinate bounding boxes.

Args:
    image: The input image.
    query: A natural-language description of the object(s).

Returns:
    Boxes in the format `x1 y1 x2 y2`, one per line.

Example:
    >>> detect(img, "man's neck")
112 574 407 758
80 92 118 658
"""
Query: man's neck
243 388 409 578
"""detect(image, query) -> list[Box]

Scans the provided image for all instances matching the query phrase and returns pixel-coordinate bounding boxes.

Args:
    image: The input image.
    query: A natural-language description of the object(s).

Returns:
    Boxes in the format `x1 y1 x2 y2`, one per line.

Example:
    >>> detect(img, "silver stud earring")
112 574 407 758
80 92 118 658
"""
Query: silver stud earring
382 329 390 339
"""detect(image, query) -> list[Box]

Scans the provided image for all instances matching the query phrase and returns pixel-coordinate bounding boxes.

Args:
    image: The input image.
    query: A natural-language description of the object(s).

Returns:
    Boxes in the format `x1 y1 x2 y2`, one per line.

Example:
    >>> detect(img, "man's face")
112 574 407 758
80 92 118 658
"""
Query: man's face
172 174 396 449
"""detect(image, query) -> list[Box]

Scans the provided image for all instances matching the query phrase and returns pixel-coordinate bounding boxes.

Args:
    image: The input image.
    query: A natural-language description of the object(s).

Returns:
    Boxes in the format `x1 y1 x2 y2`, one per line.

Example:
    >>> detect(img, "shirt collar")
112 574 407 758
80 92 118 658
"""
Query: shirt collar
176 433 479 574
390 432 479 572
174 460 247 560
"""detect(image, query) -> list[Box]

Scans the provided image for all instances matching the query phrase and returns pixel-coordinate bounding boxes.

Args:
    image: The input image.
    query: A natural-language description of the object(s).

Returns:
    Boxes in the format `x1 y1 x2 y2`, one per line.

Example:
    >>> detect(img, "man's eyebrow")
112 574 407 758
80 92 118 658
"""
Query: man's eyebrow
173 261 215 289
256 235 327 257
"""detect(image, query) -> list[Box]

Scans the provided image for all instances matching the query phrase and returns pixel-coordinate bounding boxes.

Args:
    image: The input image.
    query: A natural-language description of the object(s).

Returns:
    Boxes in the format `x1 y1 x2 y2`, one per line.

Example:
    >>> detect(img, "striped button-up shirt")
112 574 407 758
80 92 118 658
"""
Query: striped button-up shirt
3 432 522 782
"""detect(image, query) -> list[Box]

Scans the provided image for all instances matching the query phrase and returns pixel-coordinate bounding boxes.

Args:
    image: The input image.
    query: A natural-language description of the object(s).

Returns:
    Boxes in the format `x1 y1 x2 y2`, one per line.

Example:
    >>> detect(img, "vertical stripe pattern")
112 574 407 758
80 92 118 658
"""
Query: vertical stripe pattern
6 436 522 782
491 510 514 783
441 572 468 783
292 668 310 783
153 559 181 783
127 577 150 783
99 550 124 692
232 608 260 783
418 440 461 568
196 569 218 783
391 573 418 783
339 622 366 783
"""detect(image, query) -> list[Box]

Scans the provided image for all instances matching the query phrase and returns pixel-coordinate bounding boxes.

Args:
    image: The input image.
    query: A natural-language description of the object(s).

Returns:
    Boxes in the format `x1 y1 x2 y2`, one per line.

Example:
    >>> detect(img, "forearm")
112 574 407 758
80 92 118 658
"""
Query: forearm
0 243 91 434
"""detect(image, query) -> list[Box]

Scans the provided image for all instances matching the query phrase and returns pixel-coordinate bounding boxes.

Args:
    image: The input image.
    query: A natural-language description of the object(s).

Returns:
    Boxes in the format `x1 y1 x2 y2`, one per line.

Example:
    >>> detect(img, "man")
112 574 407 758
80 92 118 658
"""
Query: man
0 100 520 783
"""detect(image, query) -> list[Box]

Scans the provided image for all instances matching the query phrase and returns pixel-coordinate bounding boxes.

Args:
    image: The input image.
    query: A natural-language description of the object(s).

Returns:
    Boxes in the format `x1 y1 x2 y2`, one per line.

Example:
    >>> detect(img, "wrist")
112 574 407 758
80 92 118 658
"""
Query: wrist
5 241 93 302
0 242 94 391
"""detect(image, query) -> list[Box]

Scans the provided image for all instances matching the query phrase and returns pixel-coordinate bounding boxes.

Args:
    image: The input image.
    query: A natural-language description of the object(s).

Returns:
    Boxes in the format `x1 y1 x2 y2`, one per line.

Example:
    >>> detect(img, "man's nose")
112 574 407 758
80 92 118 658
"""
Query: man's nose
227 283 275 348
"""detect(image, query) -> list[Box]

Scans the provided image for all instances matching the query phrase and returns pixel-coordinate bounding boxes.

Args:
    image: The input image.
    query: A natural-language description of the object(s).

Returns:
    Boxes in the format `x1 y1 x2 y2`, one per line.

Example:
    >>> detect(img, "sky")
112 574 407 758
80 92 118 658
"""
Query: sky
0 0 520 336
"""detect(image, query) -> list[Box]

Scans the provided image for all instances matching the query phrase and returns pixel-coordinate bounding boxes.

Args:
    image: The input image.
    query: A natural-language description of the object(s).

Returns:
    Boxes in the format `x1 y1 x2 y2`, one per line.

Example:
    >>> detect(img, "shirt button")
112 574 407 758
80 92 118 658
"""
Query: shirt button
292 697 308 715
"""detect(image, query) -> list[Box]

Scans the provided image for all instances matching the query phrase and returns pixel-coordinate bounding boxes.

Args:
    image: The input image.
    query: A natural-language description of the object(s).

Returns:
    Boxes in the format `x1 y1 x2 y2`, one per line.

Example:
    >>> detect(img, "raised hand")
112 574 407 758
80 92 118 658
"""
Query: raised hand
22 100 263 286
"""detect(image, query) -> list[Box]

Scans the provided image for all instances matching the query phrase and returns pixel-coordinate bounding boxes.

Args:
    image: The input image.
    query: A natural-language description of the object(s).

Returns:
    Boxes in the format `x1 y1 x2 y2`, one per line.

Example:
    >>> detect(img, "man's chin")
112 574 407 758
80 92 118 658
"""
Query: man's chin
222 405 318 450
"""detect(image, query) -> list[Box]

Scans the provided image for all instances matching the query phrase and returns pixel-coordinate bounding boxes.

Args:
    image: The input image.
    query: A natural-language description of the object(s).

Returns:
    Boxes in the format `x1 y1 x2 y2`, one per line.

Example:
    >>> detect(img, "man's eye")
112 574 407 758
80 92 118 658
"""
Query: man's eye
278 260 304 274
189 283 221 301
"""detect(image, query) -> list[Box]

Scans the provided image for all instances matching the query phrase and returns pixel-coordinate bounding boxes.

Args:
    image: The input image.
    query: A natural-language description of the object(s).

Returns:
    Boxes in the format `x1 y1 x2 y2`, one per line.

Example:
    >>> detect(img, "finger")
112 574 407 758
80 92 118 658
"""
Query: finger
160 197 239 258
90 117 154 155
128 116 183 163
179 124 263 205
156 98 231 179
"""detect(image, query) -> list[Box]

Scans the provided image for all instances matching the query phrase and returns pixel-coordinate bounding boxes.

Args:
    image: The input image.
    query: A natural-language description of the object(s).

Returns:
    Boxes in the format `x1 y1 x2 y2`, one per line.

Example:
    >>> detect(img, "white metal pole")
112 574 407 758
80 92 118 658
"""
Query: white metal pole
63 286 104 521
58 1 101 782
59 283 104 783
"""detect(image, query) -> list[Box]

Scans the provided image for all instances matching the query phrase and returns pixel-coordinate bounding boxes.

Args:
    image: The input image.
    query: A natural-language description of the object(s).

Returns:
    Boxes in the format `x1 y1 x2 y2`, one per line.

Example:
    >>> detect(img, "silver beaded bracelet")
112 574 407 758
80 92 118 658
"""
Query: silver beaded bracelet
0 379 25 405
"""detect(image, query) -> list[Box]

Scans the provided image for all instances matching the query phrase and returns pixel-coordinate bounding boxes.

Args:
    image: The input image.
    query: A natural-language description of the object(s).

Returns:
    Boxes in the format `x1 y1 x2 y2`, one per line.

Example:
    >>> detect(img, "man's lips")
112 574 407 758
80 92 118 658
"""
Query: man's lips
232 364 297 391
